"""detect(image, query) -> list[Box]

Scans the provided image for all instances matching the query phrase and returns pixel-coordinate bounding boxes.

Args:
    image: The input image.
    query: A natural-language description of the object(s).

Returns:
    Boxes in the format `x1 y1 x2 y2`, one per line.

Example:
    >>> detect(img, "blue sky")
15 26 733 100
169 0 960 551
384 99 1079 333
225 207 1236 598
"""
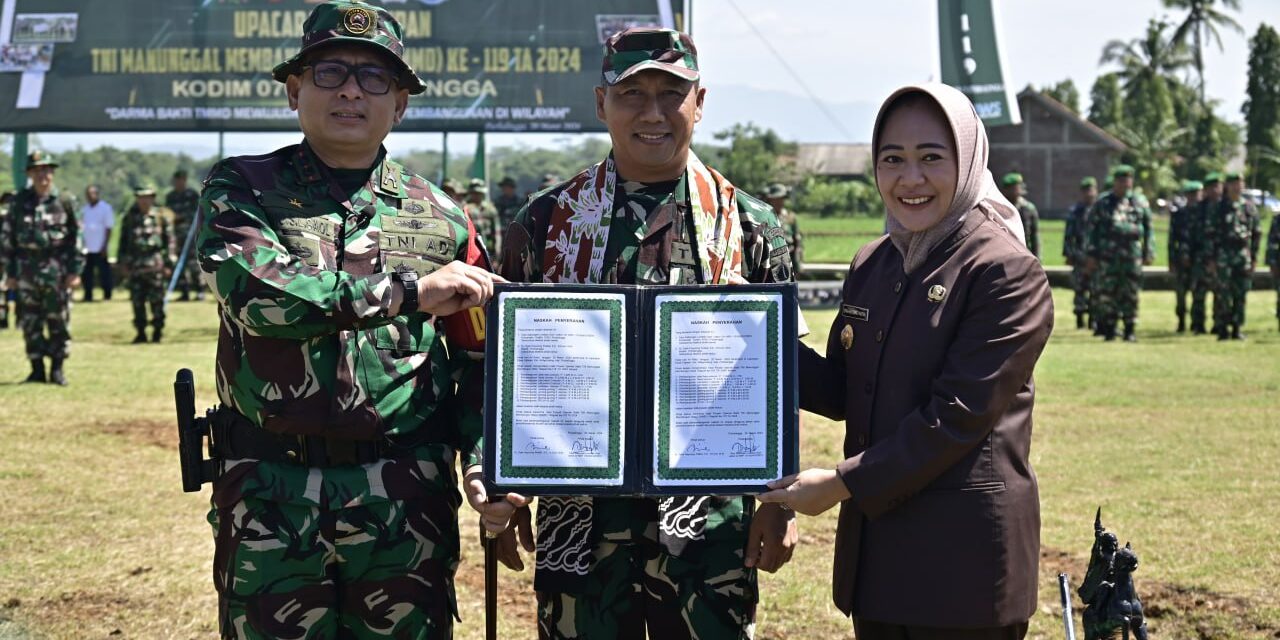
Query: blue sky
29 0 1280 158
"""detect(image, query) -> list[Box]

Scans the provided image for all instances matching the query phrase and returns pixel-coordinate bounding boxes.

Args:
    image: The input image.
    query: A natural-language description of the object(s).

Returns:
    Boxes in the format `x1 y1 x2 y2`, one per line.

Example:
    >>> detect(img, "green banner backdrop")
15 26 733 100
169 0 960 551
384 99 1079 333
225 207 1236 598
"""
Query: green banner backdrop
937 0 1020 127
0 0 685 133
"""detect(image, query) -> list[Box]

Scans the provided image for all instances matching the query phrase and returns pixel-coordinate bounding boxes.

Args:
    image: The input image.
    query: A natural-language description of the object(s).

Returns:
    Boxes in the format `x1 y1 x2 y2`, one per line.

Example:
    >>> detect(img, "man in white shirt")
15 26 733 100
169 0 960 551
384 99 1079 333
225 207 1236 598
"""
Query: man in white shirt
80 185 115 302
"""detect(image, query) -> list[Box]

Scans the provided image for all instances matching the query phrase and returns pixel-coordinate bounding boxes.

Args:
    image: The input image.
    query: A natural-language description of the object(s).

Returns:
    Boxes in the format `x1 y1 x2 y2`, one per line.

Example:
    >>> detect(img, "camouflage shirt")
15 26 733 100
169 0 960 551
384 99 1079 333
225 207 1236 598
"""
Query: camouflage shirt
1267 214 1280 269
1085 192 1154 264
466 199 499 252
1063 201 1090 264
118 204 175 276
1016 196 1040 259
494 193 523 231
1168 201 1197 268
1210 198 1261 268
198 142 487 508
166 187 201 232
3 187 84 280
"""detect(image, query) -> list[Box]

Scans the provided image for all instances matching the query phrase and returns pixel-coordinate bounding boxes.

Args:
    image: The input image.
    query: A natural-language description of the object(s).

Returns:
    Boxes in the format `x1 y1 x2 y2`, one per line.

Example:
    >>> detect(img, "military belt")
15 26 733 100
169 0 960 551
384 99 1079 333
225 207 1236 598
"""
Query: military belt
209 407 407 468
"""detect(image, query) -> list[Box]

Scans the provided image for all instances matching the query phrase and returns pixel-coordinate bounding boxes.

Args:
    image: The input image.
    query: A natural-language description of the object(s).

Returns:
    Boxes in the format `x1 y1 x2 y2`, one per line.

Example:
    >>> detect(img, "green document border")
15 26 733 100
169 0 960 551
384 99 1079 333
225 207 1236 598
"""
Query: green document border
656 299 780 480
499 296 624 480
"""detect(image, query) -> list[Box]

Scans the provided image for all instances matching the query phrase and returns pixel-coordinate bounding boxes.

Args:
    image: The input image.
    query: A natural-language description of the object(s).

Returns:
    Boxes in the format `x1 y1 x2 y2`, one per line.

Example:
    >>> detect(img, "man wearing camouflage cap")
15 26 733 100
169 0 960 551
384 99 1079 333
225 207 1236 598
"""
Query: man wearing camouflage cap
195 2 507 637
166 169 204 301
3 151 82 385
493 176 523 256
1189 172 1225 334
493 26 798 640
764 182 803 274
464 177 499 253
999 172 1040 260
1208 171 1261 340
1084 164 1154 342
1168 180 1202 333
117 182 175 343
1063 177 1098 329
1266 203 1280 332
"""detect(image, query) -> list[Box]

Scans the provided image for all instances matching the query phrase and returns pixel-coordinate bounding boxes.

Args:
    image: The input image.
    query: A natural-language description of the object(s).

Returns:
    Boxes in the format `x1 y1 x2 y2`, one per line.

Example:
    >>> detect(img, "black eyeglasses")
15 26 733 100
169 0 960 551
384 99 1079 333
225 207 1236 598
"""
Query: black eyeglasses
305 60 396 95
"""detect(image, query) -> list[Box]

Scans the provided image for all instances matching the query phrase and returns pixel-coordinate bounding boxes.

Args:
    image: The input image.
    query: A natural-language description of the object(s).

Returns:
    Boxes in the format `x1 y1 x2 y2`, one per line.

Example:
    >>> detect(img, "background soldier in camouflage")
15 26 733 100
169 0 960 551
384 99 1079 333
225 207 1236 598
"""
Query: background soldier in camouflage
764 182 803 274
1085 165 1154 342
493 27 798 640
441 177 463 201
1189 172 1224 334
0 190 13 329
118 182 175 343
1168 180 1202 333
1064 176 1097 329
1000 172 1040 259
493 176 523 257
1209 171 1261 340
166 169 203 301
464 177 498 252
3 151 83 385
1266 211 1280 331
196 3 506 638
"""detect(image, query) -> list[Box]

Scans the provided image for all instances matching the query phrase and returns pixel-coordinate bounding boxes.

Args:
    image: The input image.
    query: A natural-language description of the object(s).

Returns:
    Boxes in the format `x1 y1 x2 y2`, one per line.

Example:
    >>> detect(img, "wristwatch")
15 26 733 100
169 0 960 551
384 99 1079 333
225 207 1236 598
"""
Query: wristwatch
394 269 419 314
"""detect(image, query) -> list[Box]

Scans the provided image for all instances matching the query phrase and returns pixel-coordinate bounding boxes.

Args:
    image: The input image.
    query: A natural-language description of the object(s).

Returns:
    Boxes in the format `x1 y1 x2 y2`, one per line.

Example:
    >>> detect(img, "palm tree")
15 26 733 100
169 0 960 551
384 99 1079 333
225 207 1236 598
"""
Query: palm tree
1163 0 1244 106
1100 19 1194 94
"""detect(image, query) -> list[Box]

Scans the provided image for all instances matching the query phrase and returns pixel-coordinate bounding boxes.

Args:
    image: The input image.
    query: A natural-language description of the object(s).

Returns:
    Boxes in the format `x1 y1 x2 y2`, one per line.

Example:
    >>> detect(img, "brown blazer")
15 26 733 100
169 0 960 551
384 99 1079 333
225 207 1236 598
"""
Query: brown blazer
800 213 1053 627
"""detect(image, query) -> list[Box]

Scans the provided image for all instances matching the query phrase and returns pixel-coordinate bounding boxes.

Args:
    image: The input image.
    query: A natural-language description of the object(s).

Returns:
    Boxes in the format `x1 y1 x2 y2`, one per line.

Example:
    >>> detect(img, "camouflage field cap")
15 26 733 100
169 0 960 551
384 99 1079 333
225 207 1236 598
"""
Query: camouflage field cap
1110 164 1135 178
1001 172 1024 186
602 27 699 86
1203 171 1223 185
272 0 426 95
442 178 463 194
1182 180 1203 192
763 183 790 199
1224 170 1243 182
26 150 59 169
498 176 517 188
134 181 158 197
467 177 486 194
1080 176 1097 189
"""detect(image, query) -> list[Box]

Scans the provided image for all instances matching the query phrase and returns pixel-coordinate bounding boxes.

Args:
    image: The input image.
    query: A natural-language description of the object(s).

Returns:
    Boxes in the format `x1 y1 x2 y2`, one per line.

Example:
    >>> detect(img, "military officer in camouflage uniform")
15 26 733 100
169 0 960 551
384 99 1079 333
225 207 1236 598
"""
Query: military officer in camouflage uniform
464 177 499 252
3 151 83 385
494 176 523 255
1208 171 1261 340
195 3 505 637
118 182 175 343
1189 172 1224 334
1000 172 1040 259
495 27 798 640
1085 165 1154 342
764 182 803 274
1168 180 1202 333
166 169 203 301
441 177 463 201
1266 209 1280 331
1064 177 1097 329
0 190 13 329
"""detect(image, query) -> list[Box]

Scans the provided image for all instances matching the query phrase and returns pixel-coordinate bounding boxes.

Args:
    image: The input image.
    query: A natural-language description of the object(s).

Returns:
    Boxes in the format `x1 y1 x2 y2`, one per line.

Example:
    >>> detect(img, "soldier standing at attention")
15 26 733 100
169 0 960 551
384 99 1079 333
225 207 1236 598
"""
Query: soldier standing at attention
1085 165 1153 342
117 183 175 344
1064 176 1098 329
1000 172 1040 259
1211 171 1261 340
166 169 203 301
195 2 506 636
493 176 523 256
494 27 799 640
0 190 14 329
1193 172 1224 334
3 151 82 385
464 177 498 252
1266 208 1280 331
1168 180 1202 333
764 182 803 274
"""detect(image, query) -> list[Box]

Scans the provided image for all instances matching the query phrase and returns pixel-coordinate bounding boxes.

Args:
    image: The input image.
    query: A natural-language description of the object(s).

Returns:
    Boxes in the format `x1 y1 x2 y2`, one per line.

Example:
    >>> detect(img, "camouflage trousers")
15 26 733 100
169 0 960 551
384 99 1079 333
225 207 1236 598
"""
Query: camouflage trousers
129 276 166 331
208 493 460 639
16 277 71 359
1091 262 1141 326
1171 266 1193 320
1190 267 1214 328
1213 263 1252 328
175 224 204 293
0 284 8 325
1070 265 1091 316
536 520 757 640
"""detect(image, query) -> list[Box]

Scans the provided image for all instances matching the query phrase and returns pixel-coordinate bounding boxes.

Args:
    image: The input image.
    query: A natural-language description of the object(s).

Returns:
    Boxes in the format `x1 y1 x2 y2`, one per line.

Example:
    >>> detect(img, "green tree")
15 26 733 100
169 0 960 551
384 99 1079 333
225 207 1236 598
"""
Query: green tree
1044 79 1081 113
1088 73 1125 133
707 123 798 196
792 176 881 218
1244 23 1280 192
1164 0 1244 108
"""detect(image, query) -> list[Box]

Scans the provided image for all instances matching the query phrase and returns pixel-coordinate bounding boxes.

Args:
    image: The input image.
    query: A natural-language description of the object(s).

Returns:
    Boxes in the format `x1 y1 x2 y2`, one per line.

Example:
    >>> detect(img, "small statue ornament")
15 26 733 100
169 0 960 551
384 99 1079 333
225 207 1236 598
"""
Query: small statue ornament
1080 508 1148 640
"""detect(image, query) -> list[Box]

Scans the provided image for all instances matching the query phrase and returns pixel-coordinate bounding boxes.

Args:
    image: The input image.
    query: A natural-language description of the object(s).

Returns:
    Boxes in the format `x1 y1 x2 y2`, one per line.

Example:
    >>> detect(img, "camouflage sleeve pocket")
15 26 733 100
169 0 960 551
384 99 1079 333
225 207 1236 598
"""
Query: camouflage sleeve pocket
375 315 437 354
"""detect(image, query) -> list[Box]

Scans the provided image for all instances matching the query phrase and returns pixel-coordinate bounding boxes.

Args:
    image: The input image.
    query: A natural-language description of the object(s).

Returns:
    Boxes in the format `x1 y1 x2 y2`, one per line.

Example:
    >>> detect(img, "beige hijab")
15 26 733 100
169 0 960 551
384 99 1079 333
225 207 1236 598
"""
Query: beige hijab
873 83 1025 274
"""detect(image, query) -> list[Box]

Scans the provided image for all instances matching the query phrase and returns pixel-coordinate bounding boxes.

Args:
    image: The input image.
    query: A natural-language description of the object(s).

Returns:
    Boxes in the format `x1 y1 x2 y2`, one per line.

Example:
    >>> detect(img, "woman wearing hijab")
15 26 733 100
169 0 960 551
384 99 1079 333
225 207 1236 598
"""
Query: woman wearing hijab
758 84 1052 638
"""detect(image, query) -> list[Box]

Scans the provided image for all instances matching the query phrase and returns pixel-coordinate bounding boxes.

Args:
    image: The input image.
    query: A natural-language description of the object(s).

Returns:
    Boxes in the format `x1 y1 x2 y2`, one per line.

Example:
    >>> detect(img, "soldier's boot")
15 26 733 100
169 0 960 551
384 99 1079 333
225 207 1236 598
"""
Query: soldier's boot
1231 325 1245 341
195 290 205 302
1176 315 1186 333
152 327 163 343
1191 322 1206 335
1217 327 1230 341
1076 313 1085 330
1103 322 1117 342
178 288 190 302
24 358 46 384
48 359 67 386
132 328 148 344
1123 323 1137 342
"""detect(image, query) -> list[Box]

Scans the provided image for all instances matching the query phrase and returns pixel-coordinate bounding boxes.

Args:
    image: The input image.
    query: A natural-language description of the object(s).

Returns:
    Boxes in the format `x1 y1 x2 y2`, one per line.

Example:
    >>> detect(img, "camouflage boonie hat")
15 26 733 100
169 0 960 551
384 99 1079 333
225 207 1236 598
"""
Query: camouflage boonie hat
1110 164 1135 178
467 178 486 194
442 178 463 195
1000 172 1024 186
1202 171 1223 185
272 0 426 95
134 181 158 197
763 183 790 199
26 150 59 169
602 28 699 86
1079 176 1097 188
1181 180 1203 192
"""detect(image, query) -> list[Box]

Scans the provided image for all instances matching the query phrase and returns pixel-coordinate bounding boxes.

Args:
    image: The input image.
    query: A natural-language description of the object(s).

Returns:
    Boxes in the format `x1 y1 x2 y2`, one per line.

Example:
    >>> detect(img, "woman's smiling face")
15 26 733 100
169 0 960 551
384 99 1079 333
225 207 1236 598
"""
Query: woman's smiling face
875 97 959 233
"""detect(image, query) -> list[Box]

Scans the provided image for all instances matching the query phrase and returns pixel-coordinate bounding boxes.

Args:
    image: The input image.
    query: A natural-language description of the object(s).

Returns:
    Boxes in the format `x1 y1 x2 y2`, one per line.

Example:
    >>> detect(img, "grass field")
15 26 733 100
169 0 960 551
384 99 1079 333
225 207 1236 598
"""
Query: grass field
0 287 1277 639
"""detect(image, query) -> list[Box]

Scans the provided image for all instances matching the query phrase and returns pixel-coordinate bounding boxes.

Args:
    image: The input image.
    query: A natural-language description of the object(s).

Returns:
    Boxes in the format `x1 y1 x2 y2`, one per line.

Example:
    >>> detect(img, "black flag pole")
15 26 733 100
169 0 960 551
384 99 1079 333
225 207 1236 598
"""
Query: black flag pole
484 496 500 640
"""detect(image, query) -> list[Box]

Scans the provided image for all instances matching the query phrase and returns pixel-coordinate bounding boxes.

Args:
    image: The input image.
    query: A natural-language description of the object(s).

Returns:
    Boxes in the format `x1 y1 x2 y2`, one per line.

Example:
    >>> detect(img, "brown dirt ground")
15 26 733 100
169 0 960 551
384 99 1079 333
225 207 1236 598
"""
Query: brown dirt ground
97 418 177 450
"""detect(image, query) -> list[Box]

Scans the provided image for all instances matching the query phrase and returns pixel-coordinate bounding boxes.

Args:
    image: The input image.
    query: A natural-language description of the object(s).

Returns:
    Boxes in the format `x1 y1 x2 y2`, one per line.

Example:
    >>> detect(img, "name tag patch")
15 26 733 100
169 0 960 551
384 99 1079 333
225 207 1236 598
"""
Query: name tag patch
841 304 870 322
